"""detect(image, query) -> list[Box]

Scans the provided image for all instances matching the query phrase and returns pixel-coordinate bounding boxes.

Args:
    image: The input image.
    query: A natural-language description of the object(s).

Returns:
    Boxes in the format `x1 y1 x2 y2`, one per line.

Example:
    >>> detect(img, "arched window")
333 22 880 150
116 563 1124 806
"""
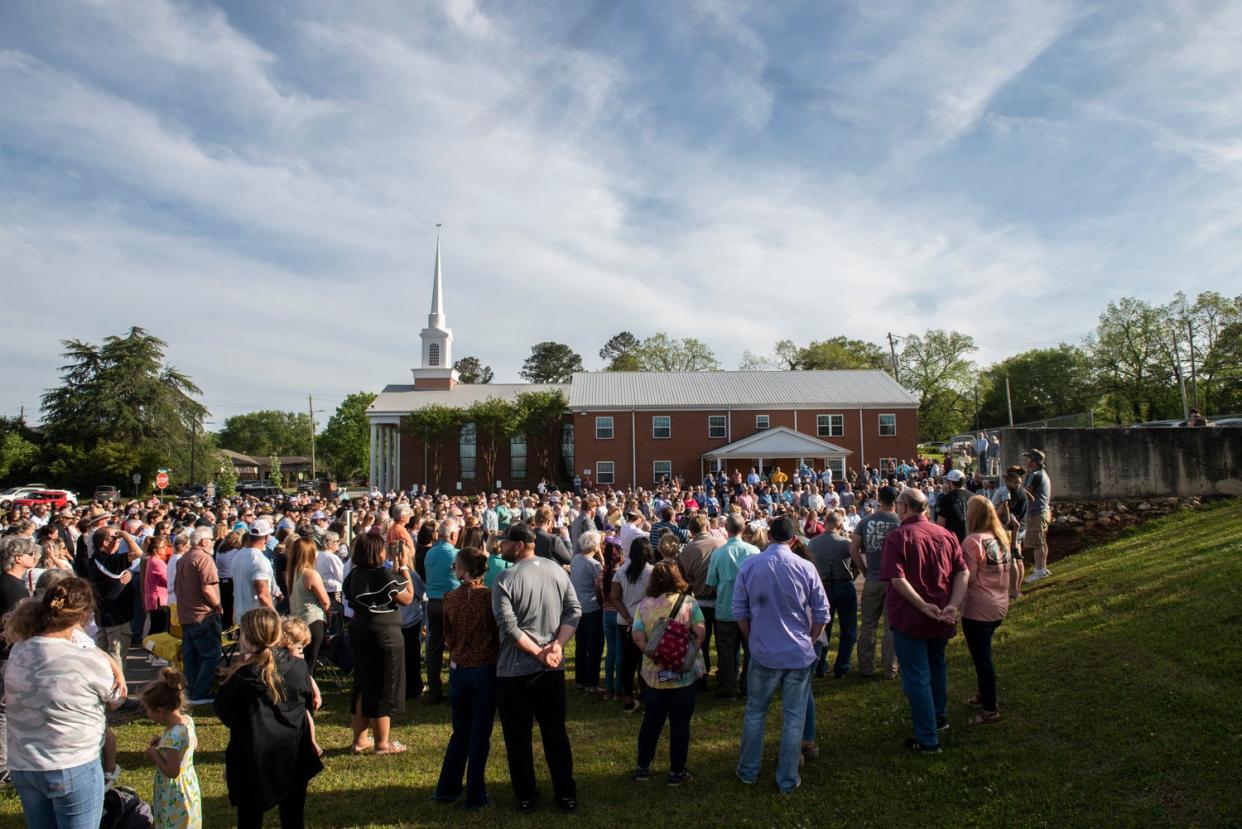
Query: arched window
428 342 441 366
459 422 476 479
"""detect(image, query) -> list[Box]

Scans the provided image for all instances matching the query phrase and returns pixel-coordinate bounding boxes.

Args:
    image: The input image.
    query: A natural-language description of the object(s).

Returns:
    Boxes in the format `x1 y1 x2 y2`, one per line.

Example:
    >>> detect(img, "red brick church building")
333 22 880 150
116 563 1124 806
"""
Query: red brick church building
367 240 919 492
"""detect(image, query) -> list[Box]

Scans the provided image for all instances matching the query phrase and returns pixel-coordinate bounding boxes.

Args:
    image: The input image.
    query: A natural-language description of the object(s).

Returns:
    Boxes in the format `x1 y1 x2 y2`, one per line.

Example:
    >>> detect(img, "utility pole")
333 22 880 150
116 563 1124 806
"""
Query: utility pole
1187 320 1200 411
887 333 901 383
308 395 318 480
1170 338 1190 422
1005 376 1015 427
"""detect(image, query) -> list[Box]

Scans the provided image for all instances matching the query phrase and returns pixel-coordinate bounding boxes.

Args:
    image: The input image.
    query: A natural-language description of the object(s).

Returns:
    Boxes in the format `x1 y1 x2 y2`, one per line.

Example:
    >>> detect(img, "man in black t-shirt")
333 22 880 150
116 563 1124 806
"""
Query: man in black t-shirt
936 470 972 542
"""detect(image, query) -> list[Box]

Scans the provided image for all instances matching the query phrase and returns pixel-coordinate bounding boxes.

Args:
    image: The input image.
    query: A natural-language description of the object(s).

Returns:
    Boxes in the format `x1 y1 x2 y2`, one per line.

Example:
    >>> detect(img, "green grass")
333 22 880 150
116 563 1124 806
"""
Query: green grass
5 501 1242 827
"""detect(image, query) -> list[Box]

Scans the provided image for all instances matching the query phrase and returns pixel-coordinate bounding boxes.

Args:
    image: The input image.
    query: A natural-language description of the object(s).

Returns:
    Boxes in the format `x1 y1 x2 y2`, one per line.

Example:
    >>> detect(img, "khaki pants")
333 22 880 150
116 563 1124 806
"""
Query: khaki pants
95 623 131 668
857 580 897 678
1023 511 1050 552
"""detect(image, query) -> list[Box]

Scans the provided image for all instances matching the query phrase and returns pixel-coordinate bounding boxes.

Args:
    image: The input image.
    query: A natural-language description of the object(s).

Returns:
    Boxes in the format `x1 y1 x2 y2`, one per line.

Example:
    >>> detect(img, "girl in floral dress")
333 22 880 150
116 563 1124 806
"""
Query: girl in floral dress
141 668 203 829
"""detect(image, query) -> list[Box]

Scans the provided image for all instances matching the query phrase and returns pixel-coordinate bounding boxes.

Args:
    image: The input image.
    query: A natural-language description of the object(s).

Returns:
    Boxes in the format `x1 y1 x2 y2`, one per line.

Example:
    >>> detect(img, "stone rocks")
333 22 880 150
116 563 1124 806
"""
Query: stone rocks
1044 496 1212 562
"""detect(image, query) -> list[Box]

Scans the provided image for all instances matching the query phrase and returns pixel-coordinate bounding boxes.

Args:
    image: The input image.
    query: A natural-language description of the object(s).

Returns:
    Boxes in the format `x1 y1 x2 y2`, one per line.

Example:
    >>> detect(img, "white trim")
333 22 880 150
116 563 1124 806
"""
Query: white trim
652 415 671 439
755 414 770 430
653 459 672 482
817 413 844 437
878 413 897 437
596 460 615 485
708 414 727 439
595 415 614 440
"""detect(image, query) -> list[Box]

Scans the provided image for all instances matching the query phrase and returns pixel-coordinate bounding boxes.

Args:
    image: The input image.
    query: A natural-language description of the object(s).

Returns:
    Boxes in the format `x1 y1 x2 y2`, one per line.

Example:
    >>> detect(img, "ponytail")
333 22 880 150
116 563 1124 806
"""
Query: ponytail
223 608 285 703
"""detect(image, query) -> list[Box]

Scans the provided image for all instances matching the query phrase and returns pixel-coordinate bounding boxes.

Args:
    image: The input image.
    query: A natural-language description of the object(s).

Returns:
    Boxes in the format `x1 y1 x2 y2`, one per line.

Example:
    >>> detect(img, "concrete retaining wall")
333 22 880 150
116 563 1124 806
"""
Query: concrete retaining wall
999 427 1242 500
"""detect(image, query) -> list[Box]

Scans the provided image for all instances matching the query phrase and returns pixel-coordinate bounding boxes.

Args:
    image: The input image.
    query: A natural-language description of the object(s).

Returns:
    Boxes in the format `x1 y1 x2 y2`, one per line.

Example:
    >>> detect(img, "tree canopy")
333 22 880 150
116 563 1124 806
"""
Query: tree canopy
520 342 584 383
600 332 642 371
633 333 720 372
317 392 377 480
898 330 978 440
218 410 313 458
454 356 494 384
741 337 889 371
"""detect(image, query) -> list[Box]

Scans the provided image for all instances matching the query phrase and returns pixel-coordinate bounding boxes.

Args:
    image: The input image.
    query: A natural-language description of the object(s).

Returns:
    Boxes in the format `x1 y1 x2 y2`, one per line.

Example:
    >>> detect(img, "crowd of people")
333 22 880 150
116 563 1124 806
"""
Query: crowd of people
0 447 1054 825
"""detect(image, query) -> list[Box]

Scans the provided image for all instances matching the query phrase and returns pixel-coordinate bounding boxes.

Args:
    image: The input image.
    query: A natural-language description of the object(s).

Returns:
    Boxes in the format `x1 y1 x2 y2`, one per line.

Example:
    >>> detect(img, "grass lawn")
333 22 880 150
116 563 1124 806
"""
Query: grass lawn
4 501 1241 827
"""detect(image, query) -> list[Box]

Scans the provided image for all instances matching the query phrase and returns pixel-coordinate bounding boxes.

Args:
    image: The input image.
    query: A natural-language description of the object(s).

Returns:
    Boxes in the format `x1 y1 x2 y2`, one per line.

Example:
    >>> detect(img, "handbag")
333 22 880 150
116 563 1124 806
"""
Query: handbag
643 593 697 674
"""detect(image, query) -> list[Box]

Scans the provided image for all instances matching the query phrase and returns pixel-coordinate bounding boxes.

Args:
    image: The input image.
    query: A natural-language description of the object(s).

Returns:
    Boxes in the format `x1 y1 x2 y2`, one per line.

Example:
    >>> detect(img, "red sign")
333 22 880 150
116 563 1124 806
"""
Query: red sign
155 471 170 490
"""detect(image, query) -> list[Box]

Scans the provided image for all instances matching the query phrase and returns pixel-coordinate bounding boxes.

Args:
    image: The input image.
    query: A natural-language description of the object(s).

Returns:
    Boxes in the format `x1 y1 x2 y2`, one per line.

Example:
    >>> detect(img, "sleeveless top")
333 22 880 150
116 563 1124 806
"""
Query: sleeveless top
290 569 325 625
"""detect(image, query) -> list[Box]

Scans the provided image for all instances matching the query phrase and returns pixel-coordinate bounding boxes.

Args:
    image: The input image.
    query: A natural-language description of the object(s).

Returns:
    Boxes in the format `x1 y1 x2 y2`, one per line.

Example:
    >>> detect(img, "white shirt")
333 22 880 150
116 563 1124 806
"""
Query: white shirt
618 521 646 561
231 545 276 619
4 636 114 771
315 548 345 594
166 553 182 605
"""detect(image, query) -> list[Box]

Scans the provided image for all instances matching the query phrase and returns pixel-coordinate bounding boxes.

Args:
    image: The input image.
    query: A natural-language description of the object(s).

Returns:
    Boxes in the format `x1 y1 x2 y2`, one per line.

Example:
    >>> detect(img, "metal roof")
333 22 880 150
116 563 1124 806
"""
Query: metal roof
567 370 918 410
369 383 569 415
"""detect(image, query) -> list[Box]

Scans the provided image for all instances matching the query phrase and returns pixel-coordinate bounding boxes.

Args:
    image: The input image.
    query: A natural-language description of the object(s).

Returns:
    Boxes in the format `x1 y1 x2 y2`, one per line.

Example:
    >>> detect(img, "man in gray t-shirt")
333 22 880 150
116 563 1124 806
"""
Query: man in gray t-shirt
492 523 581 812
851 486 902 679
1022 449 1054 583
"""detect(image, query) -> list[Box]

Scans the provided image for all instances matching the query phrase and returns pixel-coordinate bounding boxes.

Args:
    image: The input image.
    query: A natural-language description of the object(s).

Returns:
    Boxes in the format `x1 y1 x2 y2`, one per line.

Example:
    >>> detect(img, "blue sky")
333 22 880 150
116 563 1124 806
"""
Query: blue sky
2 0 1239 423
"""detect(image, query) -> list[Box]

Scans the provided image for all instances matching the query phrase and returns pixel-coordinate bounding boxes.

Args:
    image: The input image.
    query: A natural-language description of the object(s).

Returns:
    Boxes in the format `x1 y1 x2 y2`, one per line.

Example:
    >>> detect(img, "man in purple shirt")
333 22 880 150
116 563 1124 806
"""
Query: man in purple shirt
880 487 968 754
732 516 830 793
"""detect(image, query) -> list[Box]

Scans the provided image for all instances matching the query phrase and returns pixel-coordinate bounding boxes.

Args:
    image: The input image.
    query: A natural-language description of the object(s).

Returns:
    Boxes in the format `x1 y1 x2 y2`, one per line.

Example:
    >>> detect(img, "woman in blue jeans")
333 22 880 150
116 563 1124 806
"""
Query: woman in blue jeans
599 537 625 700
4 577 123 829
434 546 500 810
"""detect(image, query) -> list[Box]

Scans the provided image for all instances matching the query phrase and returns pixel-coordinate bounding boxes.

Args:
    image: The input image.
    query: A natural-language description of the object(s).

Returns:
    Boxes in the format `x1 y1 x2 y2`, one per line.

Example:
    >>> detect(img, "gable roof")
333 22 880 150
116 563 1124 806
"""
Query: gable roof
567 370 918 410
702 426 852 460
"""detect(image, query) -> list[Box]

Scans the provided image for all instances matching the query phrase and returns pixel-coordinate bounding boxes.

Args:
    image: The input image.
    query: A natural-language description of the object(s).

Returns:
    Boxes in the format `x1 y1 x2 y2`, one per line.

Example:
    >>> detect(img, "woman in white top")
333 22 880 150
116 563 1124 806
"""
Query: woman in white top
3 577 122 829
609 537 654 714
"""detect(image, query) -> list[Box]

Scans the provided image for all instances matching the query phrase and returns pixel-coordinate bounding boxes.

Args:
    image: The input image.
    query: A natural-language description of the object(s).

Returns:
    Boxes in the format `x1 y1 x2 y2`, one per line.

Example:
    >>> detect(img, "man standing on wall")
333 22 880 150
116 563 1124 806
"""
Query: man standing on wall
1022 449 1054 583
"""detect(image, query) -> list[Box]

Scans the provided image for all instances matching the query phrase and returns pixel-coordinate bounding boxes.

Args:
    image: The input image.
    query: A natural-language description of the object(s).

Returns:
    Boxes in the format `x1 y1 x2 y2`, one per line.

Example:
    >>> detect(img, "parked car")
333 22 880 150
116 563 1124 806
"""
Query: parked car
1 484 51 509
179 485 207 498
948 434 978 452
12 490 75 510
94 485 120 501
918 442 950 455
1212 418 1242 427
1131 419 1184 428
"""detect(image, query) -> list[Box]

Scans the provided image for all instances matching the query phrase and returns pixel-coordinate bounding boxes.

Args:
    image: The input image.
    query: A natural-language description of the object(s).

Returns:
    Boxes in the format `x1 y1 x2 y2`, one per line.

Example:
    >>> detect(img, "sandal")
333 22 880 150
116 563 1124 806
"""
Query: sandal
966 695 982 708
969 711 1002 726
374 740 408 755
351 739 374 755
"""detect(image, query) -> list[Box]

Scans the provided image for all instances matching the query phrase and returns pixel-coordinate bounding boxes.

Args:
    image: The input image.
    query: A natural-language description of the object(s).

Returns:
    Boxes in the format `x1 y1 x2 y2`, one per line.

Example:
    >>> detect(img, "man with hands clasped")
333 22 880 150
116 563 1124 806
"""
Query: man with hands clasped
492 522 582 814
879 487 969 754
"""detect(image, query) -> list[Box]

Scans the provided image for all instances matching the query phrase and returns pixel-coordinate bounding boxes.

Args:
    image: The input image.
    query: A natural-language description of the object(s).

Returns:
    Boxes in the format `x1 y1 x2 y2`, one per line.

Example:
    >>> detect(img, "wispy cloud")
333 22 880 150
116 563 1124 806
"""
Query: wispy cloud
0 0 1238 422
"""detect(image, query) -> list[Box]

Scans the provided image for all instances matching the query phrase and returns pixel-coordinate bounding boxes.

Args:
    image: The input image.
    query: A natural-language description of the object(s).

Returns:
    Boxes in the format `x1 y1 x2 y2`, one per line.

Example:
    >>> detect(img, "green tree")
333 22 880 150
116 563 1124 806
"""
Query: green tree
0 417 39 483
599 332 642 371
218 410 312 457
401 404 463 490
520 342 584 383
634 333 720 372
1201 321 1242 414
515 389 569 481
317 392 377 481
1087 297 1174 423
742 337 888 371
40 327 207 490
268 453 283 489
215 451 238 497
466 398 520 487
978 346 1098 427
898 330 978 440
453 356 494 384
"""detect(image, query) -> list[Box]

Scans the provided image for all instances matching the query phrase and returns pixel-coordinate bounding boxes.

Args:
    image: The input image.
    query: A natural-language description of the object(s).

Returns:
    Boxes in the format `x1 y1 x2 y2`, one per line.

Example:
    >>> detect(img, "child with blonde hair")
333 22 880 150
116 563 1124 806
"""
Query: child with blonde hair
282 617 324 757
140 668 202 828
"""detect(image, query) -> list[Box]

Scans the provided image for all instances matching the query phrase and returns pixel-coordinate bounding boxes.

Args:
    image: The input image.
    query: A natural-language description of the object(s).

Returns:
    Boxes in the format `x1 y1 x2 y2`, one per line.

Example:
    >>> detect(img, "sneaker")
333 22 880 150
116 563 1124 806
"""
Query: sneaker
0 769 10 789
903 737 942 754
554 796 577 813
1039 567 1052 578
634 766 651 782
735 770 755 785
1024 570 1047 584
937 716 950 732
516 793 538 815
622 700 639 714
148 657 170 667
667 770 694 786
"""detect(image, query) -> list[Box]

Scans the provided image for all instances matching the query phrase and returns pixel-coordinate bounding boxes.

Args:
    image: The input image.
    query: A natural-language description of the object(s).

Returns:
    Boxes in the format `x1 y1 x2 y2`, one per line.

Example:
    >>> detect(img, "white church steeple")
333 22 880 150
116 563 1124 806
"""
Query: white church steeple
412 225 460 389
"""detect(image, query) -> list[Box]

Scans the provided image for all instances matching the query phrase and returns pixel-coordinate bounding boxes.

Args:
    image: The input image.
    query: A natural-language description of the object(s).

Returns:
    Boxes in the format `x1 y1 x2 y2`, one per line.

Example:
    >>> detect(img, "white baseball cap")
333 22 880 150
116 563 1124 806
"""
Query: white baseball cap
249 518 274 537
945 469 965 482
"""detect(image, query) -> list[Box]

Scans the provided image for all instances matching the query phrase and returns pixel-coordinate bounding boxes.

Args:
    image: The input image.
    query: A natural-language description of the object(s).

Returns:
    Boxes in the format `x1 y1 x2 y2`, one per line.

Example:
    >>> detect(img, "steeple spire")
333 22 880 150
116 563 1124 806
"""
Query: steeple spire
429 223 445 328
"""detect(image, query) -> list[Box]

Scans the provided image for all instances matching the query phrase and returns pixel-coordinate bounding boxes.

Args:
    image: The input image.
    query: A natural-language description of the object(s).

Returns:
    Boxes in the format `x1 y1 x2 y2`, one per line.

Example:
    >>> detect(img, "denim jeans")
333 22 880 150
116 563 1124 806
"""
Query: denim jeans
892 629 948 748
602 611 622 693
637 684 697 774
803 693 815 743
436 664 498 807
574 609 604 689
825 582 858 677
12 759 105 829
737 662 814 793
962 618 1003 712
181 614 223 700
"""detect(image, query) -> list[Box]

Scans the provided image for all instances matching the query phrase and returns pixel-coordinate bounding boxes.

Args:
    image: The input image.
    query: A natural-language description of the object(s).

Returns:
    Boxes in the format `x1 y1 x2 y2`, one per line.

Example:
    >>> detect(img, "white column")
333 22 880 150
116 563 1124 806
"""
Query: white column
395 428 402 493
369 424 379 488
386 427 395 493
